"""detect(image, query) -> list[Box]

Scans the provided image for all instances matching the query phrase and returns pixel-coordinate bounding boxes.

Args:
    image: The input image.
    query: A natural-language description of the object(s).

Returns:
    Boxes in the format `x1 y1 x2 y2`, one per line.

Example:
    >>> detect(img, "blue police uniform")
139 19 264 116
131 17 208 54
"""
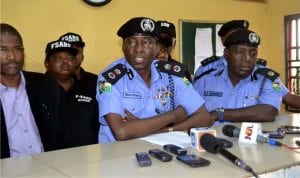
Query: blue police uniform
97 58 205 143
193 56 289 99
193 64 282 115
193 56 226 82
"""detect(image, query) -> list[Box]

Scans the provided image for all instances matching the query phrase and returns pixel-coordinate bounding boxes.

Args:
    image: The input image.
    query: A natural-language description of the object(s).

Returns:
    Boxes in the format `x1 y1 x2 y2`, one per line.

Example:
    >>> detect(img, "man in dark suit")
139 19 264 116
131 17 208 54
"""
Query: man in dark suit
0 23 61 158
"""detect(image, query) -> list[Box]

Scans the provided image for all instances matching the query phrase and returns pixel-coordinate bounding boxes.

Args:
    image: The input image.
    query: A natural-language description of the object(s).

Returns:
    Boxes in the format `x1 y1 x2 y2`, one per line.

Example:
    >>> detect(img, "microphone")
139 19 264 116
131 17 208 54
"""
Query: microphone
200 133 258 177
222 125 282 146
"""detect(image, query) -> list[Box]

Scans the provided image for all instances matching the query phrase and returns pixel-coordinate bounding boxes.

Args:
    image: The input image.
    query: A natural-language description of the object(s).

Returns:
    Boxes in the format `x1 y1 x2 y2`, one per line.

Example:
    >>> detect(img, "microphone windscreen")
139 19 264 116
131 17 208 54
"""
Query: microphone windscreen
222 125 237 137
200 133 219 154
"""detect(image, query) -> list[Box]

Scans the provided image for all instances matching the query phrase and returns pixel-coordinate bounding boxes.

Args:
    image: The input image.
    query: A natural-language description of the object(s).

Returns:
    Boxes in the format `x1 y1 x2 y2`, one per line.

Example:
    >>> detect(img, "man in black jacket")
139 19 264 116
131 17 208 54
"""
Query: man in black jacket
0 23 61 158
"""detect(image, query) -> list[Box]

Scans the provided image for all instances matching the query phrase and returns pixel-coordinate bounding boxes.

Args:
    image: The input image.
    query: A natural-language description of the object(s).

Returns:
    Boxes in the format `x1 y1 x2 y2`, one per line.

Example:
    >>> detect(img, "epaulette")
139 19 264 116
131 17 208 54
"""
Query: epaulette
253 67 279 82
201 55 220 66
193 68 217 82
102 63 128 85
256 58 267 66
154 60 186 78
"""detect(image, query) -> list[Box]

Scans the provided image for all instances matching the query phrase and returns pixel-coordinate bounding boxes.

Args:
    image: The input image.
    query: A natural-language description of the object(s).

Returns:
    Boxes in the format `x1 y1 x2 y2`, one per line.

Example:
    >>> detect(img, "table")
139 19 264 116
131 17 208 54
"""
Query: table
1 113 300 178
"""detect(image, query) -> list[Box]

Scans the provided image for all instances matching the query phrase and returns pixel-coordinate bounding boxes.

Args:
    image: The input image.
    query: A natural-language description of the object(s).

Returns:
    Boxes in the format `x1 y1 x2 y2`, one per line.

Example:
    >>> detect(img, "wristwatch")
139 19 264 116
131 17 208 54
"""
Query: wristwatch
216 107 225 123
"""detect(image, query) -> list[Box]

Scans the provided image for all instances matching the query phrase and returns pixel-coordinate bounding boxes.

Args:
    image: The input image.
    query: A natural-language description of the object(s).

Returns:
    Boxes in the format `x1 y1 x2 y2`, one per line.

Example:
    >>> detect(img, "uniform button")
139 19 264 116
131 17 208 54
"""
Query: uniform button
29 145 32 148
18 113 22 116
24 130 27 133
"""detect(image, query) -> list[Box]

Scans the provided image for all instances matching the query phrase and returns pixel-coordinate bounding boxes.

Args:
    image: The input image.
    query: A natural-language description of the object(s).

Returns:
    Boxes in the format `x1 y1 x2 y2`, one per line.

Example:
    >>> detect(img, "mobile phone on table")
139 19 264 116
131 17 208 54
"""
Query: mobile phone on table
278 125 300 134
176 154 210 167
263 130 285 139
135 152 152 167
148 149 173 162
163 144 187 156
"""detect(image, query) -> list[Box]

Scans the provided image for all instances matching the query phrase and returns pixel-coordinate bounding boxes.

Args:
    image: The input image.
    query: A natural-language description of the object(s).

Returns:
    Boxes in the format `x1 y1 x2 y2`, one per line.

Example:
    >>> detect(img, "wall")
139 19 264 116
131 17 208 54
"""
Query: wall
1 0 268 74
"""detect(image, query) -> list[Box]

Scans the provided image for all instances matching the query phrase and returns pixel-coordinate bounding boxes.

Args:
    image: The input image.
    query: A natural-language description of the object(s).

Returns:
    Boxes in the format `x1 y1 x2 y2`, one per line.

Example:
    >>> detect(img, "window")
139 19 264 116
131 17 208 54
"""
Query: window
285 14 300 112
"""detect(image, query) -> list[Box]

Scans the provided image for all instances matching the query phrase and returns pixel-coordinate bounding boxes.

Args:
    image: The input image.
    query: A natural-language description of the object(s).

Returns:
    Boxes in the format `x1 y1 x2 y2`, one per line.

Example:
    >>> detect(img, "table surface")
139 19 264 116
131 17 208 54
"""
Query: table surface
1 113 300 178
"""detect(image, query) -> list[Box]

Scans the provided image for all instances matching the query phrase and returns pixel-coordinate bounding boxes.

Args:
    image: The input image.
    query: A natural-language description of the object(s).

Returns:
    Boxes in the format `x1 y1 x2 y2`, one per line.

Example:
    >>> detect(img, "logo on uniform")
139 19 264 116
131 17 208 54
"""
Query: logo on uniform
140 18 155 32
99 82 112 94
249 32 259 44
272 82 281 91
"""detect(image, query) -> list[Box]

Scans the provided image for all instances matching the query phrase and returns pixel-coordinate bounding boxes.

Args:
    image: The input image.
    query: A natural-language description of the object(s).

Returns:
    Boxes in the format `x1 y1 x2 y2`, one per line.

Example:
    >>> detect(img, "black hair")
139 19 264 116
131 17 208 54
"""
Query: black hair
0 23 23 45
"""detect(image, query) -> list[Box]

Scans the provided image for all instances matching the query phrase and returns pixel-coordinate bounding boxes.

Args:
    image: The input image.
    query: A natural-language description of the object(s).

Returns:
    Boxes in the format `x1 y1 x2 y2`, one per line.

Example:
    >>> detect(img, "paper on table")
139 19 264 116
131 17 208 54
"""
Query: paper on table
138 131 191 148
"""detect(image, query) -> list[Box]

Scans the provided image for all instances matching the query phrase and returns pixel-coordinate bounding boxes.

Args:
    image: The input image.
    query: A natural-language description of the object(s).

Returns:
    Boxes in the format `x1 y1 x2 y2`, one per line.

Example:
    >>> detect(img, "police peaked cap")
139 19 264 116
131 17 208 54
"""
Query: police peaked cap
45 40 78 57
59 32 85 47
117 17 160 40
224 29 260 48
157 20 176 38
218 20 249 37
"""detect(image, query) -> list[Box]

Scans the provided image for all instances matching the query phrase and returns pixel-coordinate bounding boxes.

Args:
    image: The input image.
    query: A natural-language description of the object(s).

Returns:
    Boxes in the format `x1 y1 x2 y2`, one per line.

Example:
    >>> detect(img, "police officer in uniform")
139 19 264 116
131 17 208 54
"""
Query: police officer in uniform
194 20 300 110
44 40 99 148
97 17 211 144
59 32 98 91
156 20 192 82
193 29 282 124
194 20 249 81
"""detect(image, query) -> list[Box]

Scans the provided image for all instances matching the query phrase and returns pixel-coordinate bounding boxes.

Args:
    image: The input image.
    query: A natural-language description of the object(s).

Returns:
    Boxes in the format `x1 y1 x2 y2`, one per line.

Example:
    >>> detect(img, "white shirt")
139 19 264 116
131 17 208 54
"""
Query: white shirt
0 72 44 157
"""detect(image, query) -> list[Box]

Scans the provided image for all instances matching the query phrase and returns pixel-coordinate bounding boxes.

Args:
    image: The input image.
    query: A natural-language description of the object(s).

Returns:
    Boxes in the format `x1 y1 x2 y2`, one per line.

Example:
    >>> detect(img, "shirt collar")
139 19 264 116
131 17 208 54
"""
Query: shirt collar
0 71 26 91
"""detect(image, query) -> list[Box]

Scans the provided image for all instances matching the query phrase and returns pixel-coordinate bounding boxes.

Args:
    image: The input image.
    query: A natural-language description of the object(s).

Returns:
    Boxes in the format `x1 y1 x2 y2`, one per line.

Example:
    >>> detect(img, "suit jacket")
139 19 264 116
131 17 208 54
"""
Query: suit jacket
1 71 62 159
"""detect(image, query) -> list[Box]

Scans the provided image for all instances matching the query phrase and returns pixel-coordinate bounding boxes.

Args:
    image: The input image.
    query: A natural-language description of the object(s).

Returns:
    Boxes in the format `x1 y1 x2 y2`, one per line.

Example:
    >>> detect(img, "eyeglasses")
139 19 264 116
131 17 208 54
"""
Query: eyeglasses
0 47 24 55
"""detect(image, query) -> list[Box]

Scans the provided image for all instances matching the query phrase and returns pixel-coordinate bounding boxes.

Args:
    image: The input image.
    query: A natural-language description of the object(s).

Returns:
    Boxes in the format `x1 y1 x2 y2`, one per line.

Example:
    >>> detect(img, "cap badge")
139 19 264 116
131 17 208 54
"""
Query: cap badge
161 22 170 28
249 33 259 44
140 18 155 32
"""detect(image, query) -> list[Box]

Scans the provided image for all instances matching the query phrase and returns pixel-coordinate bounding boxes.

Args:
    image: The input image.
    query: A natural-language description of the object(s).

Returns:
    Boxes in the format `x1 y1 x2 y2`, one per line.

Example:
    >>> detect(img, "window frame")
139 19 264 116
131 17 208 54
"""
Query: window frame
284 13 300 112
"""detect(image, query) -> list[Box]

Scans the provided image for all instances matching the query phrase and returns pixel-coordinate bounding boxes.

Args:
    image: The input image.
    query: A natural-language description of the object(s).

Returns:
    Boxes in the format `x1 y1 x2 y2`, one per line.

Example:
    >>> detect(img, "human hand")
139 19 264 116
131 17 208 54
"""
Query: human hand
171 105 188 123
122 109 139 122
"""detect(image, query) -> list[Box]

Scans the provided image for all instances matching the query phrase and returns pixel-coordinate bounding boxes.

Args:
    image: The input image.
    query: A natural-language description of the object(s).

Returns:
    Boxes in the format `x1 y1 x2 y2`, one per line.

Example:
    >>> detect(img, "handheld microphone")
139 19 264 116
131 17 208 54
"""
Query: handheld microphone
222 125 282 146
200 133 257 177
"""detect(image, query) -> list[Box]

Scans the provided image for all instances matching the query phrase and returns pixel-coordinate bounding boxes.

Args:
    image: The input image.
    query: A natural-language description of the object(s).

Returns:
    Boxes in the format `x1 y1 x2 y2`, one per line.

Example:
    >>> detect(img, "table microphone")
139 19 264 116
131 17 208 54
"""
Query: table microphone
200 133 258 178
222 125 282 146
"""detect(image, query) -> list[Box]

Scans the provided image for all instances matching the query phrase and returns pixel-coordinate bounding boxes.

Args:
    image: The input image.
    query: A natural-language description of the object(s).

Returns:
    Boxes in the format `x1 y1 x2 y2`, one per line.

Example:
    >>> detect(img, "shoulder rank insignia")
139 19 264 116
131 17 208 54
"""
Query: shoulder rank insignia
256 58 267 66
102 63 127 85
201 55 220 66
253 67 279 82
155 60 186 78
193 68 217 82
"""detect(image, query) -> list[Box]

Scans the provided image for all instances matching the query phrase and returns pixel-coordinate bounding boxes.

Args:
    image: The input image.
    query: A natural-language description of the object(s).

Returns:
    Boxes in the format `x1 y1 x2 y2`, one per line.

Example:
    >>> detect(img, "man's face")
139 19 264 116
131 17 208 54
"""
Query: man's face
122 35 159 71
45 51 75 78
0 32 24 77
157 44 171 61
225 45 258 79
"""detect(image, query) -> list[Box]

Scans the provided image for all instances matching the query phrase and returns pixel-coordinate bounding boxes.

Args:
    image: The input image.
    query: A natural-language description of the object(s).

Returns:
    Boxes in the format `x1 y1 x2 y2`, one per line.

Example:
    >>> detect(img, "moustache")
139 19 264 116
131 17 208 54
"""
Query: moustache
2 61 21 67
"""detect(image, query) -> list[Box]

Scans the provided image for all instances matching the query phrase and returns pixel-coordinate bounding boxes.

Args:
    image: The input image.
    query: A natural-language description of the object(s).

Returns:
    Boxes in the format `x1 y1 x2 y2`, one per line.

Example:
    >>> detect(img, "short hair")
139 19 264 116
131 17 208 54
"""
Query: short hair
0 23 23 45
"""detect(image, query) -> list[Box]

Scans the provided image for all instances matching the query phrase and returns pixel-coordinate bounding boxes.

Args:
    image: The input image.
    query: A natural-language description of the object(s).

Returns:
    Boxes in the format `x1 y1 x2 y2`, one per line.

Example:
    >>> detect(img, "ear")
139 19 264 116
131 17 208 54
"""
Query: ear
224 48 229 58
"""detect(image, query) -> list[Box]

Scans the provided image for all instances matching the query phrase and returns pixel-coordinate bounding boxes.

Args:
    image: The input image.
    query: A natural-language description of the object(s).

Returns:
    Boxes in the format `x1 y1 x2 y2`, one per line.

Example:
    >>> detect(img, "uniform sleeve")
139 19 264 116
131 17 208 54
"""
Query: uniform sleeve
96 77 125 124
258 78 283 110
280 82 290 97
173 77 205 115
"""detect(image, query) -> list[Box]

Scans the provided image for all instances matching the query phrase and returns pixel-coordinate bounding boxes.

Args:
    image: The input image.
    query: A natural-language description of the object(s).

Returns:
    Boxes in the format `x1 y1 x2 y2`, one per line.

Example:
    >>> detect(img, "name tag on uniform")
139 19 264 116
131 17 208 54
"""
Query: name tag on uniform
123 92 141 99
203 91 223 97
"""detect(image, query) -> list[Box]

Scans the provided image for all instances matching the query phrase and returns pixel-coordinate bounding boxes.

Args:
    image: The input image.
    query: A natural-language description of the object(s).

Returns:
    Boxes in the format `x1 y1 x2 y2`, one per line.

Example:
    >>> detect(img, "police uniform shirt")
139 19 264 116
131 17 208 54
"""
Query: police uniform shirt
193 56 226 82
97 58 205 144
193 65 282 113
